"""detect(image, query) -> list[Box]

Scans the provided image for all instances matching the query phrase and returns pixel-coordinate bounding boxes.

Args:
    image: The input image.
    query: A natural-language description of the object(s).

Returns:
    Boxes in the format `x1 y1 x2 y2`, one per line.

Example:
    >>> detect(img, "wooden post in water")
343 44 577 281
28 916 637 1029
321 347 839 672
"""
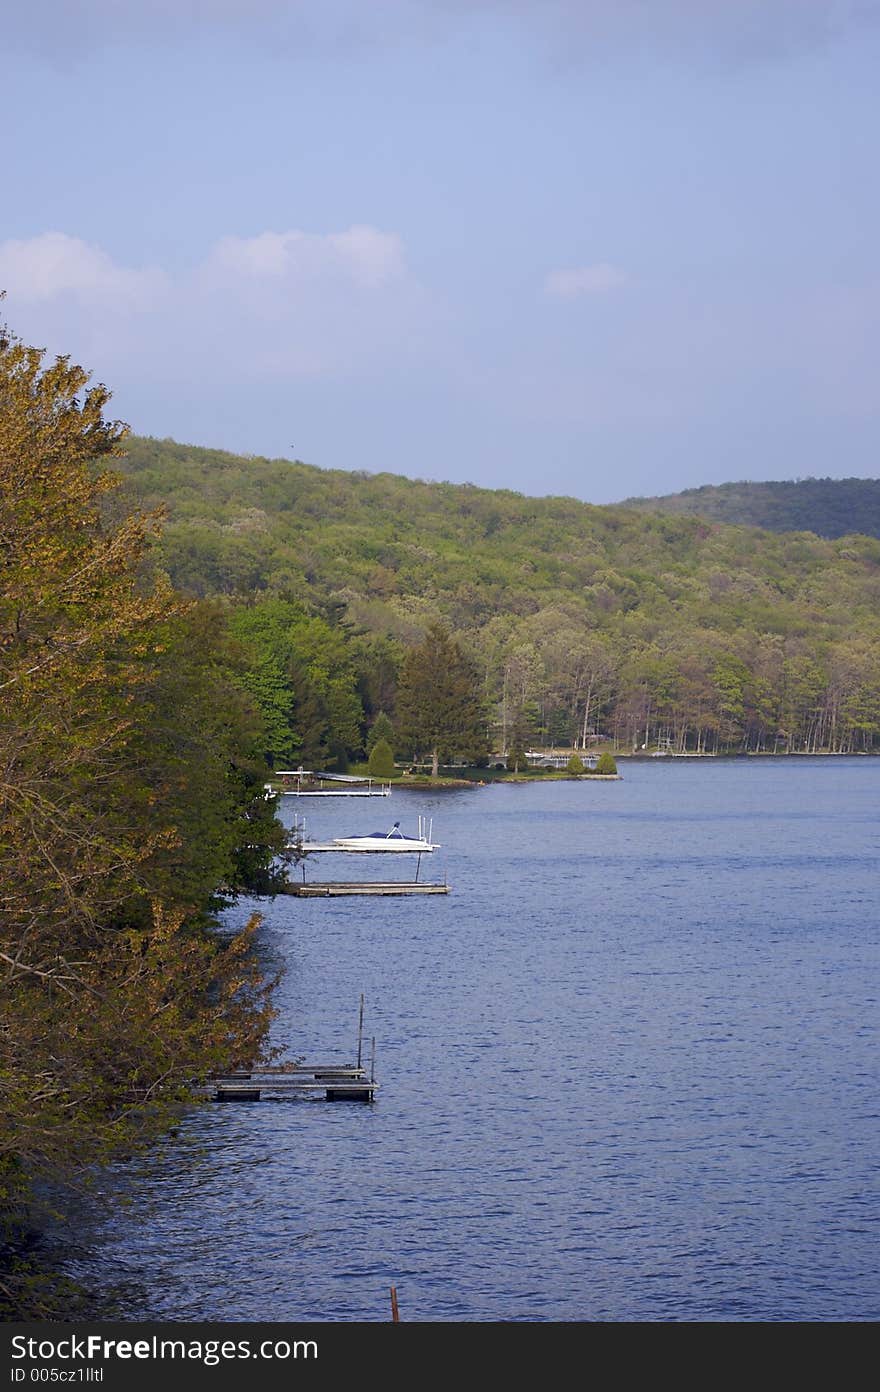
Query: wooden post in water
415 851 422 883
370 1036 376 1084
390 1285 399 1322
357 993 365 1070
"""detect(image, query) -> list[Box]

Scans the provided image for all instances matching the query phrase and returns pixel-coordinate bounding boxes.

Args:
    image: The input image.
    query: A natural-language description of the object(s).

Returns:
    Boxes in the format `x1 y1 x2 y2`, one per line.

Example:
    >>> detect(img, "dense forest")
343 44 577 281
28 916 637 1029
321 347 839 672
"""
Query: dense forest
620 477 880 540
116 437 880 758
4 340 879 1311
0 337 284 1314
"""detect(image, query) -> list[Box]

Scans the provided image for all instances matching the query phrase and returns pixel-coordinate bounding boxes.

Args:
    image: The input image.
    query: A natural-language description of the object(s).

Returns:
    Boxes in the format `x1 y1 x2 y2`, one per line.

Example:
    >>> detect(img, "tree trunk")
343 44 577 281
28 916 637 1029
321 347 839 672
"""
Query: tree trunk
431 747 439 778
580 680 594 749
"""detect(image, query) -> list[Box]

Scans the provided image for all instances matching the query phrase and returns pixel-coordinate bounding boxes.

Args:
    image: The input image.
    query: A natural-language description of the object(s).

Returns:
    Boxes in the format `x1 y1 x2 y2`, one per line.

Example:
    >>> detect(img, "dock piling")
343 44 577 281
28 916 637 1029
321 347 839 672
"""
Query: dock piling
210 996 379 1102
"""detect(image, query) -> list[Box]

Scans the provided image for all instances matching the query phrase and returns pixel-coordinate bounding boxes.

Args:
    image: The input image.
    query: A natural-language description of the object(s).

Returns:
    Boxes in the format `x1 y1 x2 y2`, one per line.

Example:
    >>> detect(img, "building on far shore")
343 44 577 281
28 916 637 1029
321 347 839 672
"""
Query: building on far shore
486 749 598 770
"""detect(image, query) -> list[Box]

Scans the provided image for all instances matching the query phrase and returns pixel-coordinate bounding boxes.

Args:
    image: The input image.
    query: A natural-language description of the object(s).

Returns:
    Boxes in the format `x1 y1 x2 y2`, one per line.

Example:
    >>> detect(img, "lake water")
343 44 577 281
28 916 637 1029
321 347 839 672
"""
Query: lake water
68 760 879 1321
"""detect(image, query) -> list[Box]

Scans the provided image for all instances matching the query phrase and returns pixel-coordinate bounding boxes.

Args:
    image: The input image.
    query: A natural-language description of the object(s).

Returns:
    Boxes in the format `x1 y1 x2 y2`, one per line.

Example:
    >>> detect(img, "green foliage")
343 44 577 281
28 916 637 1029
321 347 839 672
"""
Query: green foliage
118 603 287 917
621 477 880 540
506 708 533 772
396 624 489 776
566 753 586 774
366 710 395 756
112 436 880 756
595 751 618 774
0 328 283 1314
353 633 403 723
368 737 395 779
228 600 364 765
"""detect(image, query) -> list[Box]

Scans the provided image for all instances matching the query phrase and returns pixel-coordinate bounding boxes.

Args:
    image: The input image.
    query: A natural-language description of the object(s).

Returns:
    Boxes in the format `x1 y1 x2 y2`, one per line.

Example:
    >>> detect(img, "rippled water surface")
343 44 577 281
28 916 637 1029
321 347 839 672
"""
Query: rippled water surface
74 760 879 1320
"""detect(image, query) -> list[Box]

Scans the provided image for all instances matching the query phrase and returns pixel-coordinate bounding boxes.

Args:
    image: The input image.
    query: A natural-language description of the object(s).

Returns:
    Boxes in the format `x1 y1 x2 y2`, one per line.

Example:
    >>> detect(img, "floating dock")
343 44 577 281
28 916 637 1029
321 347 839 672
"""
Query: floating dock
280 788 392 797
208 998 379 1102
270 770 392 797
283 879 449 896
210 1065 378 1102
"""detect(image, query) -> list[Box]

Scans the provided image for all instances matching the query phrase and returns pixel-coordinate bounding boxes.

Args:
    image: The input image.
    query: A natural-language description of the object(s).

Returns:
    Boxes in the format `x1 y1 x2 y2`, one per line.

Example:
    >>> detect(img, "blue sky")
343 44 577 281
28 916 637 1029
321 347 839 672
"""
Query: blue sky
3 1 879 502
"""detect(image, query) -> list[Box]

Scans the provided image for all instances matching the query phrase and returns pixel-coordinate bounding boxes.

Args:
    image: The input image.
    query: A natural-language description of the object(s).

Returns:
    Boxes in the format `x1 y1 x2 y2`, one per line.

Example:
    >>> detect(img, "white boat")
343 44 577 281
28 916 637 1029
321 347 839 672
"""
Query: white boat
290 817 440 854
331 819 439 852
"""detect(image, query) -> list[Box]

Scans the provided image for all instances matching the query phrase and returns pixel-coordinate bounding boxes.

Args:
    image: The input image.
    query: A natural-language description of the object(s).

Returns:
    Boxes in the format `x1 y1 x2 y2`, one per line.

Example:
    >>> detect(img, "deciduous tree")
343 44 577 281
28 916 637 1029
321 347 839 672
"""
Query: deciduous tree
0 324 282 1313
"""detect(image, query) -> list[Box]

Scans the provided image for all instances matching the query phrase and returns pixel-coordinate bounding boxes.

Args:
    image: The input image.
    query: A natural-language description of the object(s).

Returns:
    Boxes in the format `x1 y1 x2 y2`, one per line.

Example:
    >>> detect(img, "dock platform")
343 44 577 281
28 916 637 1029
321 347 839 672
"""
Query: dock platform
210 999 380 1103
283 880 449 896
208 1063 377 1102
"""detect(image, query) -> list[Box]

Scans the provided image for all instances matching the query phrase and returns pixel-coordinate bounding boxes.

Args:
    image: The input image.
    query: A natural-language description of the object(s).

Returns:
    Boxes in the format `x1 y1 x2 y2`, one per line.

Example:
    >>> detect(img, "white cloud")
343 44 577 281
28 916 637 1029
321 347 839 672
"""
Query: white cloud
205 225 405 288
0 232 166 308
0 225 422 386
544 263 627 297
327 226 406 287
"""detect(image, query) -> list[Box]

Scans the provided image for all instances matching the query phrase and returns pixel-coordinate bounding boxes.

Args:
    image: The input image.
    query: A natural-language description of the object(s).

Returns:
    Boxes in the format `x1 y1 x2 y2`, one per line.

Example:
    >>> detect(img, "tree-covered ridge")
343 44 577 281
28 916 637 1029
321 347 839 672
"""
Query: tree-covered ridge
116 436 880 756
118 436 880 611
620 477 880 540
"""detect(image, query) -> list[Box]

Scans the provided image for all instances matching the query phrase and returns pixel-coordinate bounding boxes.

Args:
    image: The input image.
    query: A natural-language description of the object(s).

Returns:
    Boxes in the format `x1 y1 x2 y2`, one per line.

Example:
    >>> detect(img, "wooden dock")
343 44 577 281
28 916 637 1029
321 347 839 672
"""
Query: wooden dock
283 879 449 896
208 1063 378 1102
278 789 392 797
208 999 379 1103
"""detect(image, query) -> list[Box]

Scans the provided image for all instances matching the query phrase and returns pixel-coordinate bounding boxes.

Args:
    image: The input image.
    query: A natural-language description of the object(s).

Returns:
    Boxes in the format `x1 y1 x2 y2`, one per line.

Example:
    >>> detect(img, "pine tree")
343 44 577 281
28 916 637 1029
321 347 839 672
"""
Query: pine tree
506 707 534 772
395 624 487 776
368 737 395 780
366 710 395 757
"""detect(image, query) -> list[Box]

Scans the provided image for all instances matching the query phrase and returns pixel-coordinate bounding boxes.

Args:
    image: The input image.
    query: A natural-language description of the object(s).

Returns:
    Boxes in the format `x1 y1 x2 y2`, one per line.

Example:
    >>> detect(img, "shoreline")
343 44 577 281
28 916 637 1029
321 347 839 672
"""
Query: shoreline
266 749 875 797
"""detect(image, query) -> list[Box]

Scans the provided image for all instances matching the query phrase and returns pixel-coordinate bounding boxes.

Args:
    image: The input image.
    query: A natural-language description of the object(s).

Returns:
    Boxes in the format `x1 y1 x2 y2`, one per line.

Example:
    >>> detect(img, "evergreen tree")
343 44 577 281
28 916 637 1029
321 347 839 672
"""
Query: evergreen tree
506 706 535 772
368 737 395 779
366 710 395 756
396 624 488 776
287 658 327 766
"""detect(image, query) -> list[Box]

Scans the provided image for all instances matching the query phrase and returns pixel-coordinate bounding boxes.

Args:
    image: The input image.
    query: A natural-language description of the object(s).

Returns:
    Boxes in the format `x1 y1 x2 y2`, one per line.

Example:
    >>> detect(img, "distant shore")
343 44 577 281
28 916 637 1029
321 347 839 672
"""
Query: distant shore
266 748 874 798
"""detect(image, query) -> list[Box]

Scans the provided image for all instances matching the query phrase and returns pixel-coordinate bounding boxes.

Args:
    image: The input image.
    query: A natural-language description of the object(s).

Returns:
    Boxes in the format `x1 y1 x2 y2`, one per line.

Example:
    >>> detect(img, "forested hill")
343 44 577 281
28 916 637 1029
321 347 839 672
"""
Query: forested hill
115 435 880 756
117 436 880 607
619 478 880 540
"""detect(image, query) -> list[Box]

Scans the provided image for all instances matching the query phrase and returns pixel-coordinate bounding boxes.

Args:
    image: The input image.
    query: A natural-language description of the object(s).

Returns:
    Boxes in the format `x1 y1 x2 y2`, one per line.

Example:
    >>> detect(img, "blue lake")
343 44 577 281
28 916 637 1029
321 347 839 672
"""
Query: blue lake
71 759 879 1321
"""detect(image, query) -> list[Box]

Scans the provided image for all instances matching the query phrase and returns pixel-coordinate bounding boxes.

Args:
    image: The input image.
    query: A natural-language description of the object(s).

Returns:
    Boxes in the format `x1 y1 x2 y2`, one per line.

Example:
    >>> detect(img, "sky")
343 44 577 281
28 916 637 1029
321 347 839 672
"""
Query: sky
3 0 879 503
